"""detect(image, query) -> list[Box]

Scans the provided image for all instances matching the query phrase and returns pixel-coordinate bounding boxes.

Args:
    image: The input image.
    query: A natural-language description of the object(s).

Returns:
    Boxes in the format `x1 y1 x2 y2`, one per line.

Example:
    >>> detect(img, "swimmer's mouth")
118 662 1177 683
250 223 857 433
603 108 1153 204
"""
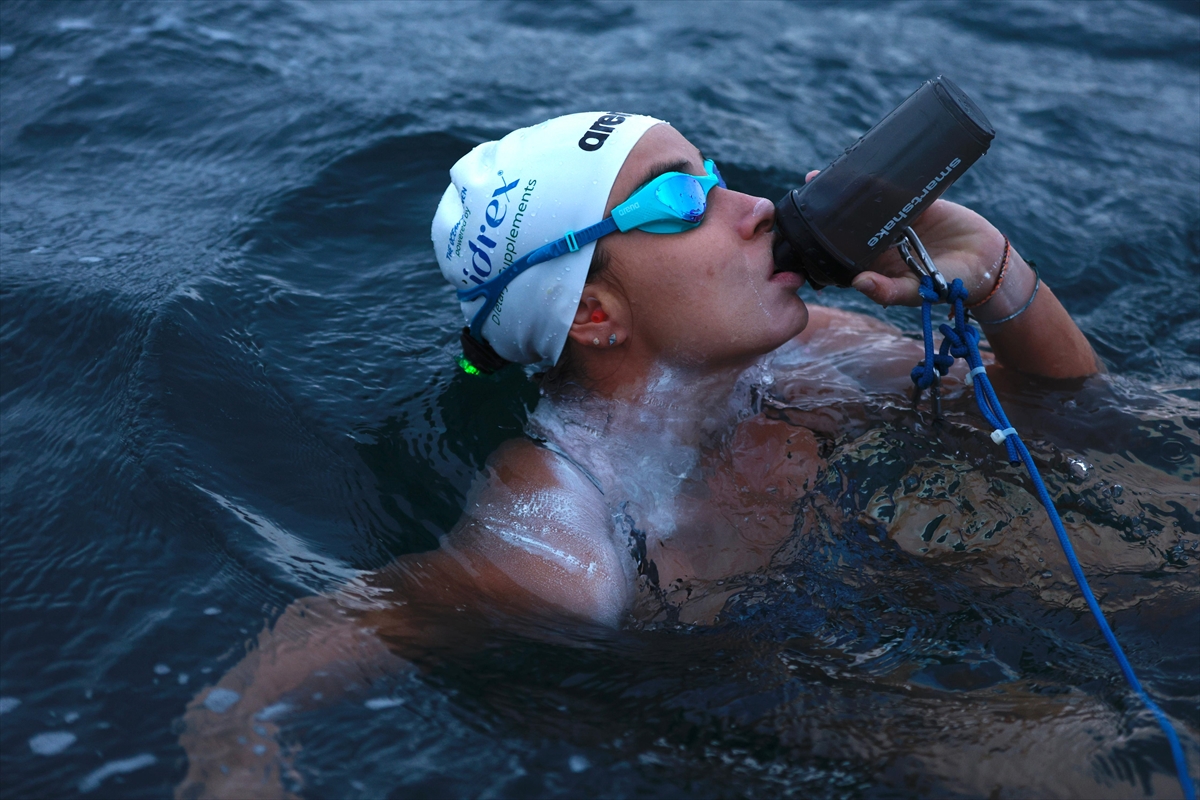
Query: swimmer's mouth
770 229 801 277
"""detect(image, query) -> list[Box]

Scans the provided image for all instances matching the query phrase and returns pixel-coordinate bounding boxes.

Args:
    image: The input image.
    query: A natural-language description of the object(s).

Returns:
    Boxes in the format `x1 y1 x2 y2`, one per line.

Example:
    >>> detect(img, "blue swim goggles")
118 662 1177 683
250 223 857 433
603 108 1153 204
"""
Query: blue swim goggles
457 159 725 341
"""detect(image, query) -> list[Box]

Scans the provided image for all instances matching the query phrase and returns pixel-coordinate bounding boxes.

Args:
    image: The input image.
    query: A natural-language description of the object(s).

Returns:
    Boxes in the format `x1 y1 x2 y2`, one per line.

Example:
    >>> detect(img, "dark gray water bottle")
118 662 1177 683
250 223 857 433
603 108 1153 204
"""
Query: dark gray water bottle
773 76 996 289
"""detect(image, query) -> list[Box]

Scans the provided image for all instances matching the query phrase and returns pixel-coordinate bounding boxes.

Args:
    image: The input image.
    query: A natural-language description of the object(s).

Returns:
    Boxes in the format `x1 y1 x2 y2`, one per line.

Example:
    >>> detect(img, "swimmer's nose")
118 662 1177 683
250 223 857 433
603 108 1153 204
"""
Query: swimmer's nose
735 194 775 240
720 190 777 241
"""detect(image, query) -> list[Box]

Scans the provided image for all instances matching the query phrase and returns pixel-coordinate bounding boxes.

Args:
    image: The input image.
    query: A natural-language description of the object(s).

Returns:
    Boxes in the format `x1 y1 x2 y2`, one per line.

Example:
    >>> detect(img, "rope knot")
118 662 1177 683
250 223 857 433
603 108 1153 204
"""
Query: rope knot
910 362 938 390
947 278 969 305
918 281 941 303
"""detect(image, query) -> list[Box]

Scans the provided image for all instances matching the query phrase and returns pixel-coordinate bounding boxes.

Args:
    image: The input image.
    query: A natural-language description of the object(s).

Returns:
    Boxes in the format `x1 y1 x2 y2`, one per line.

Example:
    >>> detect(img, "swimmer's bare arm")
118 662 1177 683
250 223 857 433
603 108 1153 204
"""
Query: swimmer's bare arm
177 441 626 798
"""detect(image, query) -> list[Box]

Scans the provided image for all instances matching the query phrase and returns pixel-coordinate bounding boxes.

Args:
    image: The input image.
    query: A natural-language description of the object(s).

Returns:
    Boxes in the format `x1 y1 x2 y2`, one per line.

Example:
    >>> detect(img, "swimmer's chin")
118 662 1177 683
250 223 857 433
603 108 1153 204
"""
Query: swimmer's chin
787 294 810 337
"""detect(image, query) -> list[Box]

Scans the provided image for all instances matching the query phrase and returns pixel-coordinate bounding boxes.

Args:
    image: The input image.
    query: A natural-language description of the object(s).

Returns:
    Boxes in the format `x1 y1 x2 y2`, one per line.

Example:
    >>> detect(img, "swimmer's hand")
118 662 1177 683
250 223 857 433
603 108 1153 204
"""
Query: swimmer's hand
798 170 1005 307
175 596 405 800
801 169 1098 378
854 215 1008 307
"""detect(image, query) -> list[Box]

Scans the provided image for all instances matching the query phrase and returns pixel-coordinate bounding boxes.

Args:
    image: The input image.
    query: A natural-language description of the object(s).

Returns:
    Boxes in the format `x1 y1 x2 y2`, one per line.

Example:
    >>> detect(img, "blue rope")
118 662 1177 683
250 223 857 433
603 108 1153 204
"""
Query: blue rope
913 275 1195 800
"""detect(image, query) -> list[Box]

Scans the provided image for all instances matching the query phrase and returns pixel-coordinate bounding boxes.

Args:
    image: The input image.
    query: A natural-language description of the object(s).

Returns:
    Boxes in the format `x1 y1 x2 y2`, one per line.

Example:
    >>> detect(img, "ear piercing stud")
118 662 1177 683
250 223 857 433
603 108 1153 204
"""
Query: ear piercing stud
608 334 617 346
592 337 600 346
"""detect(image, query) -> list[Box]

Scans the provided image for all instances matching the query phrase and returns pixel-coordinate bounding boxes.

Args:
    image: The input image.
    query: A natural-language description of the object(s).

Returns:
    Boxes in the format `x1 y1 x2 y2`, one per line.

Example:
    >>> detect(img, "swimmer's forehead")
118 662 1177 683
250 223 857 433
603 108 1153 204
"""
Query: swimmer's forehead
605 126 707 215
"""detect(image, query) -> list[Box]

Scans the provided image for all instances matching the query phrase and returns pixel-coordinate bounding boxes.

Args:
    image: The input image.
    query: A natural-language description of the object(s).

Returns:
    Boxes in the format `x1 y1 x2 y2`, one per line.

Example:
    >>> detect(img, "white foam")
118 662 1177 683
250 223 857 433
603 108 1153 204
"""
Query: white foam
78 754 156 793
29 731 75 755
253 701 294 722
153 664 170 675
364 697 405 710
203 688 240 714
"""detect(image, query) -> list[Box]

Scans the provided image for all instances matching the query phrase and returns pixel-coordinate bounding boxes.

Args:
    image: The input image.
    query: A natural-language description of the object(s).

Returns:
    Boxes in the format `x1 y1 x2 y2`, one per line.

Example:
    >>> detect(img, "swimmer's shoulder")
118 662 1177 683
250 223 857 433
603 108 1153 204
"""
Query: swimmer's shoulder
444 438 633 625
480 438 605 501
795 304 903 343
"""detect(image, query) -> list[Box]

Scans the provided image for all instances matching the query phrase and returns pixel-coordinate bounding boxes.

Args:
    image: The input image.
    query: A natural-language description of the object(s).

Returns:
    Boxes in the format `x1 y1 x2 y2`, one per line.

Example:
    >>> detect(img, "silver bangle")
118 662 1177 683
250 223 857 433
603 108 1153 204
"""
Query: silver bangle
978 262 1040 325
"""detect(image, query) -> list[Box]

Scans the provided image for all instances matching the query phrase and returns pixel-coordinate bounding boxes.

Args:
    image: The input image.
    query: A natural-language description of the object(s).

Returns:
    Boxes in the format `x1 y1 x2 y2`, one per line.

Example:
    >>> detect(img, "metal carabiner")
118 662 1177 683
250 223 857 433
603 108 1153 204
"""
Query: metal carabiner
898 227 949 299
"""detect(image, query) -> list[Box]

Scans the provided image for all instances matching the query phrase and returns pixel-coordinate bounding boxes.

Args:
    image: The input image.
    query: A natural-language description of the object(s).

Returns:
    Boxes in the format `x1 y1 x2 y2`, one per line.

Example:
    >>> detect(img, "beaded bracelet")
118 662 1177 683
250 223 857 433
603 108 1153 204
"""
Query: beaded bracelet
966 235 1010 310
978 261 1040 325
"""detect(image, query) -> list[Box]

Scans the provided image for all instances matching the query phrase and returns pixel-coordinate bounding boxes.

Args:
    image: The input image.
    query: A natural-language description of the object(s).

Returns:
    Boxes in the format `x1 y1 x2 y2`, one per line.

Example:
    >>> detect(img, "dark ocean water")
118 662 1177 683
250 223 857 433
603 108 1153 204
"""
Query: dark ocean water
1 1 1198 797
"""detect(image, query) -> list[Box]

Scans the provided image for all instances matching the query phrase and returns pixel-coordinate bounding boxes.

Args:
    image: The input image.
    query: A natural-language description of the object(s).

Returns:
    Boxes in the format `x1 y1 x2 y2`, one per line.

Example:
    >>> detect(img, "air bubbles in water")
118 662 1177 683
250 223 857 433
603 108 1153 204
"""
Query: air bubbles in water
1066 456 1090 481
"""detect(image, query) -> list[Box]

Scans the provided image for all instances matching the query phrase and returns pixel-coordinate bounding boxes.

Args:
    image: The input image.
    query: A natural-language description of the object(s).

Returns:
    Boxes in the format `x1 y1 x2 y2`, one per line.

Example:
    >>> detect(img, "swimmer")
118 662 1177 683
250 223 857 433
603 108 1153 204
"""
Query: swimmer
176 113 1103 798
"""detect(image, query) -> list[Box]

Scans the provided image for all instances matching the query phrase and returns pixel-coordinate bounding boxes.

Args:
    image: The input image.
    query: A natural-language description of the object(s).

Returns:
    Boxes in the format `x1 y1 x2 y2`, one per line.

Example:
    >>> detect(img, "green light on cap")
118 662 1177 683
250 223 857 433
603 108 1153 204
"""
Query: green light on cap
457 355 482 376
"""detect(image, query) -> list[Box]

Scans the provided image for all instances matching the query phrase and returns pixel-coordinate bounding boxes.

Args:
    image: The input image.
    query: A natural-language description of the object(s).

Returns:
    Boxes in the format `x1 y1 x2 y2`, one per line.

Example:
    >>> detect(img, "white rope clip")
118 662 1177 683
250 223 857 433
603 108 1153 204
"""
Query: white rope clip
990 426 1017 444
965 365 988 386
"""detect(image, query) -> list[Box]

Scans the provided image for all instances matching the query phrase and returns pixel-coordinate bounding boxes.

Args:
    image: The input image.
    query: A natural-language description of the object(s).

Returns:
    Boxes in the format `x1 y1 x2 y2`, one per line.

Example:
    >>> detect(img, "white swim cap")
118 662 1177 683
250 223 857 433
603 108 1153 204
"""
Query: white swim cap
432 112 664 366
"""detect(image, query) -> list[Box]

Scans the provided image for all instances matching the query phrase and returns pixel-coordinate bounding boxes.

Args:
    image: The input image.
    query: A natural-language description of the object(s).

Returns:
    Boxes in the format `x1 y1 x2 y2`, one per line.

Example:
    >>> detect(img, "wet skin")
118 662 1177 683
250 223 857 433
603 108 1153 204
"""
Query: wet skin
177 125 1103 798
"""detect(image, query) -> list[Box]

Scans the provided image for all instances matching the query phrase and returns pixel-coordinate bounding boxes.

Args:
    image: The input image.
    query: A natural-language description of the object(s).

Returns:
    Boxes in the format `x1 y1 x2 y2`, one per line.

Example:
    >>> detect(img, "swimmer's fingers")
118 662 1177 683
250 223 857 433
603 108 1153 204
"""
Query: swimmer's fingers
851 270 922 307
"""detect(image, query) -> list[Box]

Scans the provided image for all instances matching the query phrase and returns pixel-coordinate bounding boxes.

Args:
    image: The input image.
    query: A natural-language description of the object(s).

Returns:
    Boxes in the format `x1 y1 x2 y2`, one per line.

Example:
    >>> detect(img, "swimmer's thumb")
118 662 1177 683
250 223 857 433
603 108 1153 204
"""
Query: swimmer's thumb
852 273 877 295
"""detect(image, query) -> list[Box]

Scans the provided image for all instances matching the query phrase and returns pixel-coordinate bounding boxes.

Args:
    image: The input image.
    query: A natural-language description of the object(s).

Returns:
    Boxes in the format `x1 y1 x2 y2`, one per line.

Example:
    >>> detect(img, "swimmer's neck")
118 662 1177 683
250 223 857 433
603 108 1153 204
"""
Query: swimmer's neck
575 353 754 407
540 358 757 446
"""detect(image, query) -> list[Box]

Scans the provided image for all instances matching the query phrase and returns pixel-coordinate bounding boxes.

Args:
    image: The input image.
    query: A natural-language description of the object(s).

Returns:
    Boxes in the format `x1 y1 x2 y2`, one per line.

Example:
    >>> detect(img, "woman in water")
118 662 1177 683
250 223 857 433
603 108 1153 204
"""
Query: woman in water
177 113 1101 797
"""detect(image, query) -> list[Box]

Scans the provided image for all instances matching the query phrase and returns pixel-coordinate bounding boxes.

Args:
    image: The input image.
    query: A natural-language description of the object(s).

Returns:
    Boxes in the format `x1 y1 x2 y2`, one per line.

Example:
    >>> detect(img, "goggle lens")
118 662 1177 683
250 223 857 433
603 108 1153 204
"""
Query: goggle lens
655 175 708 223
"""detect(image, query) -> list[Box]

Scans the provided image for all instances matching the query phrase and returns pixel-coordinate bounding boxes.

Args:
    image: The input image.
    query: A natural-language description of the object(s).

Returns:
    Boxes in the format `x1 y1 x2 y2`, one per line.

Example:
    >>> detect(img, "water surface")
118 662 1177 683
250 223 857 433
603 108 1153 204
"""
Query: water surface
1 1 1198 797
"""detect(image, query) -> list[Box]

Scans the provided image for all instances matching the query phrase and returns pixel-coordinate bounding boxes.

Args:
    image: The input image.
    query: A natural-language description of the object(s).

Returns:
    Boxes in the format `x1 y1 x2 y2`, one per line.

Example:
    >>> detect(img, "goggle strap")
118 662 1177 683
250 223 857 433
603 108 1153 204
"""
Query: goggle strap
458 216 620 341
